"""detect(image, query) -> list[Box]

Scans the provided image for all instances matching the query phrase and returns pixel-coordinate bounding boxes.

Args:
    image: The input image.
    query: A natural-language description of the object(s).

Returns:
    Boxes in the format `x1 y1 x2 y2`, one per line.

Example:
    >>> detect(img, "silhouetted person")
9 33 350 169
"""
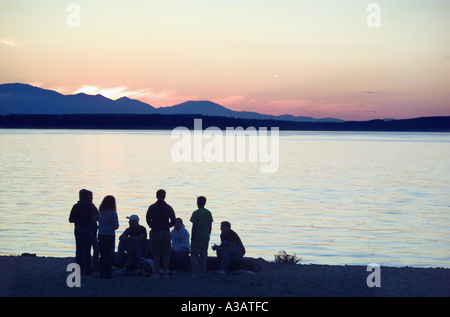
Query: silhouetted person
190 196 213 277
98 195 119 279
170 218 191 271
69 189 98 276
212 221 245 274
146 189 176 278
116 215 147 267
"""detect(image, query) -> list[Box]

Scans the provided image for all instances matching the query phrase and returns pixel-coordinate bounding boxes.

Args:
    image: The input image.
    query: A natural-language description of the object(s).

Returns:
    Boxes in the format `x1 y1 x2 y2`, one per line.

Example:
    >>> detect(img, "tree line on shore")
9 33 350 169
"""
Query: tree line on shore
0 114 449 132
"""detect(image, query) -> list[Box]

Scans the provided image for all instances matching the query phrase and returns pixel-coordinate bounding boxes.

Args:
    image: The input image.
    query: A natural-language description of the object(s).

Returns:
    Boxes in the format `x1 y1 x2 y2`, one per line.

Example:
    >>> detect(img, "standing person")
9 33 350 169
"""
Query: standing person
69 189 98 276
98 195 119 279
190 196 213 278
212 221 246 274
146 189 176 278
170 218 191 271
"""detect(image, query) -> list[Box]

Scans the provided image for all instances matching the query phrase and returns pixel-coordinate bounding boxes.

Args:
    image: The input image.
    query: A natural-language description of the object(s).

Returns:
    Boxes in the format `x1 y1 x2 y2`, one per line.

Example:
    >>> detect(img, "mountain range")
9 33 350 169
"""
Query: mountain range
0 83 344 122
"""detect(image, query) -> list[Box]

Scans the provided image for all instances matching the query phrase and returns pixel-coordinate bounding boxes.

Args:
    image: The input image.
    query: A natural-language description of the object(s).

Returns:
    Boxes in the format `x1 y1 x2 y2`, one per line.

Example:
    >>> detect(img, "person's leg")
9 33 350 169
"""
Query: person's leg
77 226 92 275
82 238 93 275
161 231 172 276
99 234 114 278
219 247 242 273
91 234 99 272
174 248 191 271
135 241 145 258
106 235 115 277
74 228 84 274
199 240 209 276
150 231 161 276
98 235 107 278
116 240 126 265
190 240 202 277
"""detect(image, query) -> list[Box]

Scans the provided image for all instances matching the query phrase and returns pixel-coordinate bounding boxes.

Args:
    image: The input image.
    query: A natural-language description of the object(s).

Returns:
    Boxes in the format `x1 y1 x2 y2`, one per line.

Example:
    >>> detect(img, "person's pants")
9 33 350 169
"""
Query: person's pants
170 247 191 271
98 234 115 278
74 226 93 275
190 240 209 277
91 234 99 272
116 240 145 264
216 246 243 272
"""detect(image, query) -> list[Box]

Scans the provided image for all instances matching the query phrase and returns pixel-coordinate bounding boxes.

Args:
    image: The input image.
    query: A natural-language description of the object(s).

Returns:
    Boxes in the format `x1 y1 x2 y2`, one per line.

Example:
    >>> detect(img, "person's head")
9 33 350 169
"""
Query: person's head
220 221 231 235
156 189 166 201
197 196 206 208
79 189 93 203
175 218 184 231
99 195 116 211
127 215 139 228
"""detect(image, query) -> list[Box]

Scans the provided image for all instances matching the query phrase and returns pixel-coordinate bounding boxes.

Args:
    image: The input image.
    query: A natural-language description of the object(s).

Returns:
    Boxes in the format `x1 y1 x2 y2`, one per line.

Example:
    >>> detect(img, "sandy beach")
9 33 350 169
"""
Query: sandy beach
0 255 448 298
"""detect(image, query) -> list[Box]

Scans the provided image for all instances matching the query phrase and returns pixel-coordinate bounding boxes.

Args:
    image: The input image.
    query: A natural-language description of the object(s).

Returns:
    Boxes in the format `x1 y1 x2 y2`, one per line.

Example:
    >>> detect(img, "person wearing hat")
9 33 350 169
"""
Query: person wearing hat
115 214 147 268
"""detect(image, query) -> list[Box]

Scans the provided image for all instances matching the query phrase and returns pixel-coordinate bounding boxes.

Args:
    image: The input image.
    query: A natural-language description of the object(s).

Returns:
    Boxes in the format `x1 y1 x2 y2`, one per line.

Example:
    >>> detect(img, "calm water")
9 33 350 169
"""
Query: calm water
0 129 449 268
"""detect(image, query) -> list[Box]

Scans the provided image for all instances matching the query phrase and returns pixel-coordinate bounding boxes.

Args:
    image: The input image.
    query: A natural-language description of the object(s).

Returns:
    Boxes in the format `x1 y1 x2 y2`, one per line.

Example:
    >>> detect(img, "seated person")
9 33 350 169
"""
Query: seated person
116 215 147 267
170 218 191 271
212 221 246 274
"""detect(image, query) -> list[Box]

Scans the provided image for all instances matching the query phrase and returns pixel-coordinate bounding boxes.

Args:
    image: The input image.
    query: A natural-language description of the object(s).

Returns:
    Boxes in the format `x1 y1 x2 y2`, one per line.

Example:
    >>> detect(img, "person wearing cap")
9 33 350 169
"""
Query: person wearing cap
115 214 147 268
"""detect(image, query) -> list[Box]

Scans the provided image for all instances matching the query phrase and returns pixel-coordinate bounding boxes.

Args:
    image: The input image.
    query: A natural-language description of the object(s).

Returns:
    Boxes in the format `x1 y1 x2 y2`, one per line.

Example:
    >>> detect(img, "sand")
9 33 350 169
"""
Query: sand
0 255 449 298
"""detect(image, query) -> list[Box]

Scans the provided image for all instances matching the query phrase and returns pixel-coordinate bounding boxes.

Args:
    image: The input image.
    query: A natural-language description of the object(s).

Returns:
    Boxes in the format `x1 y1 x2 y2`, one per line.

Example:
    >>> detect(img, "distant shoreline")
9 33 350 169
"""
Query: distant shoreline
1 114 450 132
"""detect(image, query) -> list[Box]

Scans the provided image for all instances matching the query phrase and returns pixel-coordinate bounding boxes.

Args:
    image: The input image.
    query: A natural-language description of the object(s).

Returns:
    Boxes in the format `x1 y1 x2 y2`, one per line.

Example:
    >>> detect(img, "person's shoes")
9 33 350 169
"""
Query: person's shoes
217 270 226 275
151 273 160 279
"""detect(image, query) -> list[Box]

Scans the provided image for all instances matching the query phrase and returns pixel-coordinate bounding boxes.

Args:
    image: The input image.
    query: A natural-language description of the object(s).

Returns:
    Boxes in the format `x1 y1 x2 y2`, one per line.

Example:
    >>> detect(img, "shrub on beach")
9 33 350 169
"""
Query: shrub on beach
274 250 301 265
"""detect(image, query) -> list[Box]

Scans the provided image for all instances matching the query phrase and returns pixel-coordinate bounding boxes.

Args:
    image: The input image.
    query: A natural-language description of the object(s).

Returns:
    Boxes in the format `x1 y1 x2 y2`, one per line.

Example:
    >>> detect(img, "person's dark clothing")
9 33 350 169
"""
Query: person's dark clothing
220 229 246 256
69 200 98 227
98 234 115 278
146 200 176 232
69 200 98 275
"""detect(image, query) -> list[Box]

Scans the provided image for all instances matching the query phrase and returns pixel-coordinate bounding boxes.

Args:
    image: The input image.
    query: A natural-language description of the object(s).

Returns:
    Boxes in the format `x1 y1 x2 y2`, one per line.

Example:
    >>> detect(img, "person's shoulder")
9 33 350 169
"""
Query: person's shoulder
204 208 212 214
191 208 200 215
165 202 174 210
138 224 147 231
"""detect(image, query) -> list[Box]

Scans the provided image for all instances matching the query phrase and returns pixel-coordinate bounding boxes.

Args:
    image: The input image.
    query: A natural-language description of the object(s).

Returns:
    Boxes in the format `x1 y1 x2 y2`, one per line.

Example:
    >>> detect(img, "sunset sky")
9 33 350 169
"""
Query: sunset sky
1 0 449 120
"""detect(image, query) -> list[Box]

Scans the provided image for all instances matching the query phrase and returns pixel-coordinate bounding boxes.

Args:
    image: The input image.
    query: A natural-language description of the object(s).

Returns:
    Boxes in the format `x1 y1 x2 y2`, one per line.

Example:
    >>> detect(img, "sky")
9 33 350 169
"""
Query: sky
0 0 449 121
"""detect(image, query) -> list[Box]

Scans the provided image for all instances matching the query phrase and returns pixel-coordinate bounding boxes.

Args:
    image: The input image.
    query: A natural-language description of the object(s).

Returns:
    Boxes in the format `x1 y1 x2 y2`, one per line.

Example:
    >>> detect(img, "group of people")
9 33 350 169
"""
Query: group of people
69 188 245 279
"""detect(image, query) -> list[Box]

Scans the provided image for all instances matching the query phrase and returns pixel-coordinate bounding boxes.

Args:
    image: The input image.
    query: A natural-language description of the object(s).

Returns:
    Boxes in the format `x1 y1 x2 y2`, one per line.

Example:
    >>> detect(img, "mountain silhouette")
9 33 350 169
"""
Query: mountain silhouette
0 83 343 122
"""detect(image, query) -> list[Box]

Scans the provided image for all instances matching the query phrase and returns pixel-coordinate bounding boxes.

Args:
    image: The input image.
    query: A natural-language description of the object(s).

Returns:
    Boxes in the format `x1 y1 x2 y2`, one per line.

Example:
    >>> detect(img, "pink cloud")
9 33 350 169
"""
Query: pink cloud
211 95 248 106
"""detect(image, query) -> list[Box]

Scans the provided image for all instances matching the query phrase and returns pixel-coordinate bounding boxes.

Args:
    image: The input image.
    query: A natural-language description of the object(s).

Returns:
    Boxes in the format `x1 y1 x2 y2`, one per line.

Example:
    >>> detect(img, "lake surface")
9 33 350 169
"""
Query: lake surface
0 129 449 268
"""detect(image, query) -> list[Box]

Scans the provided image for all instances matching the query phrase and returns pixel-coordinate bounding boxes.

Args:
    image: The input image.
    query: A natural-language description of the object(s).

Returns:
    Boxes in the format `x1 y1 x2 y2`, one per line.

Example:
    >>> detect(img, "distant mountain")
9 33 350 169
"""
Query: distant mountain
0 83 158 115
158 100 343 122
0 83 343 122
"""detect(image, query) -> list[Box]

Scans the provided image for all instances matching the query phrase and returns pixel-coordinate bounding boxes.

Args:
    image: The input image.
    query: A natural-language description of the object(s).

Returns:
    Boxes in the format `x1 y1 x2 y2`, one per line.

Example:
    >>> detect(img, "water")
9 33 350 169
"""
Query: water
0 129 449 268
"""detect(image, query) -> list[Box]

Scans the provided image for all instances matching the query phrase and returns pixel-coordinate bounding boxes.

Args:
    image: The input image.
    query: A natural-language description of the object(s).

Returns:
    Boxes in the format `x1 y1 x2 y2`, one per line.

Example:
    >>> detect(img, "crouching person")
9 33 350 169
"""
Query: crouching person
170 218 191 271
116 215 147 267
212 221 246 274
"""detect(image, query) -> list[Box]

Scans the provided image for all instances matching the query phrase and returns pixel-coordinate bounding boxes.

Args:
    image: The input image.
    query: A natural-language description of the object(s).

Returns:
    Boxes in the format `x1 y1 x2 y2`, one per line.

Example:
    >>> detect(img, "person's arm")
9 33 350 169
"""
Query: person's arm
69 204 77 223
168 207 176 228
146 206 153 229
213 241 235 251
191 223 197 241
182 228 190 248
112 212 119 231
119 230 128 242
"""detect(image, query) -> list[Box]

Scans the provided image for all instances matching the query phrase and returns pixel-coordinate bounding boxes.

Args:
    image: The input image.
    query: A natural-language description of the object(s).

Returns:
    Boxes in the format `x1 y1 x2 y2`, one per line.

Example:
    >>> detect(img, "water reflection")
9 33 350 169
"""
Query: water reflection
0 130 449 268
